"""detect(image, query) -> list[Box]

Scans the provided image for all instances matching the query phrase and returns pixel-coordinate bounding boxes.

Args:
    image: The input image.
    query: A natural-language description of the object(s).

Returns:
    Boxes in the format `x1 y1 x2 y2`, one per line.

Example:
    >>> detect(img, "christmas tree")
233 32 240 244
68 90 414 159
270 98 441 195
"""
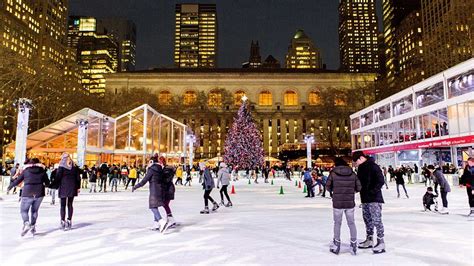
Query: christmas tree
223 97 264 169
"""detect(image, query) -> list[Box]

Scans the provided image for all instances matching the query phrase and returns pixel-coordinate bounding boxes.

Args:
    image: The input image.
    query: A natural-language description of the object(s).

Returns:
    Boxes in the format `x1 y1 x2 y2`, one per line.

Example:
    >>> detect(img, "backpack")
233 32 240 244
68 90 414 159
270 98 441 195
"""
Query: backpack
49 169 60 189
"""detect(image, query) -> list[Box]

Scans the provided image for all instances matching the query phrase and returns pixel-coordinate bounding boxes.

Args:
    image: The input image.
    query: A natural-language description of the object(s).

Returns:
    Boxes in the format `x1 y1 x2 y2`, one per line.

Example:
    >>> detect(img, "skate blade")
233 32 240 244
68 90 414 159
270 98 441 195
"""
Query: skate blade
373 249 386 254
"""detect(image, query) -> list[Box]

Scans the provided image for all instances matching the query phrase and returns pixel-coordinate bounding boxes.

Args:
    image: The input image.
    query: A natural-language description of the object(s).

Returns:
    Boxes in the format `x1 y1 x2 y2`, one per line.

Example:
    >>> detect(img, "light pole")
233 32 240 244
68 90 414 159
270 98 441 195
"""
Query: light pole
76 119 89 168
304 134 315 169
13 98 33 167
186 133 196 168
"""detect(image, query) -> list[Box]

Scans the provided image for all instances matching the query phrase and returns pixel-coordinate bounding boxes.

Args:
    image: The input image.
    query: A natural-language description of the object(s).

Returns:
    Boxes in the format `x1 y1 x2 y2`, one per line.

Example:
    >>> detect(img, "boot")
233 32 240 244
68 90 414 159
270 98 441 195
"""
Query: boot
225 202 233 207
212 202 219 211
439 207 449 214
65 219 72 231
167 216 177 228
30 225 36 235
60 220 66 230
406 193 409 199
158 219 169 233
329 239 341 255
358 235 373 249
200 207 210 214
21 221 31 237
468 207 474 217
372 238 386 254
350 240 358 255
219 200 225 206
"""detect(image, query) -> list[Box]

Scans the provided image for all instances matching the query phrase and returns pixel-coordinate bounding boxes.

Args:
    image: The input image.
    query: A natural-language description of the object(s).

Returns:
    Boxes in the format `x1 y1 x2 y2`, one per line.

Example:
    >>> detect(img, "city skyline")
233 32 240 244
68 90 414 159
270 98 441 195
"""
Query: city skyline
70 0 383 70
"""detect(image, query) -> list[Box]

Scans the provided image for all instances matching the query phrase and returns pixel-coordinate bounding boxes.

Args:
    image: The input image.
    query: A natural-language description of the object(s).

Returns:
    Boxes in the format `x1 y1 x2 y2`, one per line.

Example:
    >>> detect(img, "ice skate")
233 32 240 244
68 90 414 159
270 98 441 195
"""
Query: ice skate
200 207 210 214
329 239 341 255
150 221 160 230
158 219 170 233
439 207 449 214
212 202 219 211
60 220 66 230
167 216 177 228
65 219 72 231
30 225 36 236
225 202 233 207
372 238 386 254
468 208 474 217
21 222 31 237
358 235 373 249
219 200 225 206
350 240 357 255
405 194 409 199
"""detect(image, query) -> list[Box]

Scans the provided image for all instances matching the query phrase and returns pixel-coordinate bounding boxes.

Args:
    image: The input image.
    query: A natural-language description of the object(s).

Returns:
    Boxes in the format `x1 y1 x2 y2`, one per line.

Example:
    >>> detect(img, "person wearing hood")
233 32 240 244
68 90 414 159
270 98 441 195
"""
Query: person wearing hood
352 151 386 254
428 164 451 214
303 168 314 198
53 152 81 231
132 155 169 233
200 162 219 214
460 157 474 217
217 162 232 207
326 157 361 255
8 158 50 236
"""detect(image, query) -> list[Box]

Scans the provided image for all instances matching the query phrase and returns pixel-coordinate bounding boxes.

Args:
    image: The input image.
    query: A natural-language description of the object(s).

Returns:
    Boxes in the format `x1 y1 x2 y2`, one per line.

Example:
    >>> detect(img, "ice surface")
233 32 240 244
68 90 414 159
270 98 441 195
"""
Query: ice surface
1 178 473 265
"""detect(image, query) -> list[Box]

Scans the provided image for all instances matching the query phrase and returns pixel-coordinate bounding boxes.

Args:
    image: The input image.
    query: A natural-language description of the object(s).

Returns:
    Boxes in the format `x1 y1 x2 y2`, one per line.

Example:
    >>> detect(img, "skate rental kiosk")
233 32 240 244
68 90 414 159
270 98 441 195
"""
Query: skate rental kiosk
3 104 188 167
350 59 474 184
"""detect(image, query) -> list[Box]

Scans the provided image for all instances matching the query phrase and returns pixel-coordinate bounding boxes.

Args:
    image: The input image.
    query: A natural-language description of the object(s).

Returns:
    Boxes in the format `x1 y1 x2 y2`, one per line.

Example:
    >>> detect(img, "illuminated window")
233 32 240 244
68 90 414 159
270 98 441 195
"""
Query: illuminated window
334 92 347 106
159 90 172 105
183 91 197 105
234 90 246 106
284 91 298 106
208 90 222 107
259 91 272 106
308 91 321 105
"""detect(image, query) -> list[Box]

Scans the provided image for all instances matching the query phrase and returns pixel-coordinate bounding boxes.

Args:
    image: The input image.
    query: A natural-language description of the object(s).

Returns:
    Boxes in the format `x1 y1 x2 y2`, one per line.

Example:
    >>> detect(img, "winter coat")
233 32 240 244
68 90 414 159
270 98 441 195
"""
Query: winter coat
217 167 231 187
89 168 97 183
432 169 451 192
8 165 50 197
202 168 215 190
99 163 109 179
129 168 137 179
162 166 176 201
423 191 437 206
133 164 165 208
55 166 81 198
460 166 474 188
326 166 361 209
395 171 405 185
356 157 385 204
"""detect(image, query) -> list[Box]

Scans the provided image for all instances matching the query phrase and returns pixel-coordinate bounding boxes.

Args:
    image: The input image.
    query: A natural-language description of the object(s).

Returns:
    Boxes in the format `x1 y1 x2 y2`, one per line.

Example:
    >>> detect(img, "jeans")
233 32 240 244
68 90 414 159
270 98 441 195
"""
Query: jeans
203 189 215 207
60 197 75 221
89 182 97 192
362 203 384 239
99 178 107 192
440 190 448 208
150 207 162 221
81 179 88 189
110 178 118 192
397 184 408 196
333 208 357 241
220 185 231 202
20 197 43 225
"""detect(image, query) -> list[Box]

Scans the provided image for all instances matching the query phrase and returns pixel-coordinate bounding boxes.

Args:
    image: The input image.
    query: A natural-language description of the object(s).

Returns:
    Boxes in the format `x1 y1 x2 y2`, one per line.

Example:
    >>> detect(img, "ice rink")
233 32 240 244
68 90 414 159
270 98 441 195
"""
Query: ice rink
1 178 473 265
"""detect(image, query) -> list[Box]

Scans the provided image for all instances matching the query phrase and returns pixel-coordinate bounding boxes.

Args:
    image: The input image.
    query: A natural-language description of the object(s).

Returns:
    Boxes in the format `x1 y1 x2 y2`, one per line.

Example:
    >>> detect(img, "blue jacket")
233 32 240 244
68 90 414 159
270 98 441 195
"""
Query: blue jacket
303 171 312 182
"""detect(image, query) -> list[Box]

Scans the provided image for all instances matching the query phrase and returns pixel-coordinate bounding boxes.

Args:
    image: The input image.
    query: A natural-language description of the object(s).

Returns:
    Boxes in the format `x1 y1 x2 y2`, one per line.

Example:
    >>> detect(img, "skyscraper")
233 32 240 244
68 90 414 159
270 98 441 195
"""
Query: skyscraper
97 18 137 72
285 29 322 69
382 0 421 86
174 3 217 68
248 40 262 68
421 0 474 77
339 0 379 73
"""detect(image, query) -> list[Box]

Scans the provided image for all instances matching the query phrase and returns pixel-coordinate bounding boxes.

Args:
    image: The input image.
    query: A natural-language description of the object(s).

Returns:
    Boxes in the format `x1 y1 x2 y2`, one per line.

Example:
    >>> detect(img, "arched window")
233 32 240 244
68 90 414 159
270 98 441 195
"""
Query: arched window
159 90 171 105
308 91 321 105
183 90 197 105
334 92 347 106
259 91 272 106
284 90 298 106
234 90 246 106
208 90 222 107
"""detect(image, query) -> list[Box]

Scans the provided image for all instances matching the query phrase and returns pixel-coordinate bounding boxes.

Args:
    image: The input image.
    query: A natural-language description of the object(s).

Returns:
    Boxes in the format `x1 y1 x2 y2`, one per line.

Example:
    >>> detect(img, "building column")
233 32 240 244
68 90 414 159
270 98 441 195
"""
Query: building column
271 119 278 156
14 98 33 167
289 119 295 143
76 119 89 168
263 119 270 156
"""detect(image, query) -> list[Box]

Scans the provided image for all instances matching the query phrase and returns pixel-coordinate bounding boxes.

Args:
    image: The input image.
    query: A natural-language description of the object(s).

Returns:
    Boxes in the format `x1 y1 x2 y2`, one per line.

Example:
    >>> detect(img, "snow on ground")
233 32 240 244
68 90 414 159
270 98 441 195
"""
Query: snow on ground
0 178 473 266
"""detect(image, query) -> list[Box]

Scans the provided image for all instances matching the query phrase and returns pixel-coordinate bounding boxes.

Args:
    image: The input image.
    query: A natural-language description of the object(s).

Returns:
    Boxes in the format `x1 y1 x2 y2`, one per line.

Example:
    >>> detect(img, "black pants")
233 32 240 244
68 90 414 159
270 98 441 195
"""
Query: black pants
220 185 231 202
467 187 474 208
125 178 136 189
99 178 107 192
175 177 183 185
60 197 75 221
305 181 314 197
440 190 448 208
322 186 332 197
203 189 215 207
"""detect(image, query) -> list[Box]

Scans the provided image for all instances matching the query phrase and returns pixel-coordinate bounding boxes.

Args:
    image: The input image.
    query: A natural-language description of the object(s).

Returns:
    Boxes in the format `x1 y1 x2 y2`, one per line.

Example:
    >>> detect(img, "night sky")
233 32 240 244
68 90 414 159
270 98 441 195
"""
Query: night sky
70 0 383 70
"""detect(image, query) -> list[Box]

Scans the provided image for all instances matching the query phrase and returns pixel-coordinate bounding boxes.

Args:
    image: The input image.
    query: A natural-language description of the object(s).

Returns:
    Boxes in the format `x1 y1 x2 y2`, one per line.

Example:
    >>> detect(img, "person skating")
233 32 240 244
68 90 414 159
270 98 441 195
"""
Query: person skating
394 167 409 198
460 157 474 217
184 165 192 186
7 163 19 195
428 165 451 214
81 165 89 189
352 151 386 254
98 162 109 192
89 165 98 193
120 163 129 187
53 153 81 231
423 187 438 212
109 165 120 192
303 168 314 198
132 155 169 233
217 162 232 207
263 164 270 183
7 158 50 236
125 165 138 190
174 165 183 185
200 162 219 214
160 157 177 229
326 158 362 255
49 164 59 204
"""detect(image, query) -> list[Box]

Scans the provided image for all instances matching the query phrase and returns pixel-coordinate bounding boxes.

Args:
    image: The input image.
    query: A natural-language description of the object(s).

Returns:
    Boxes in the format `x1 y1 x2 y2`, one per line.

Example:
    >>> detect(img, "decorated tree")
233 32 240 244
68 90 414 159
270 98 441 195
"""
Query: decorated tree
223 97 264 169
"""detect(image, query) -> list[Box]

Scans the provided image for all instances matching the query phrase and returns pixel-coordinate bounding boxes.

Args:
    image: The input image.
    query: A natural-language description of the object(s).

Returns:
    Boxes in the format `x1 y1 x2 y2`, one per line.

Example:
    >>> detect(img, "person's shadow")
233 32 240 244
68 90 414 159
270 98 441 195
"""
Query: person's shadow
34 222 93 236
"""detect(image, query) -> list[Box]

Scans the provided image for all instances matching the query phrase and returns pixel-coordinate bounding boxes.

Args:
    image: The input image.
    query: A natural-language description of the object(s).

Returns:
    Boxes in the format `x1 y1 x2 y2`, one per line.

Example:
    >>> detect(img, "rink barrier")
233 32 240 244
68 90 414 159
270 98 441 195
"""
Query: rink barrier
1 176 9 192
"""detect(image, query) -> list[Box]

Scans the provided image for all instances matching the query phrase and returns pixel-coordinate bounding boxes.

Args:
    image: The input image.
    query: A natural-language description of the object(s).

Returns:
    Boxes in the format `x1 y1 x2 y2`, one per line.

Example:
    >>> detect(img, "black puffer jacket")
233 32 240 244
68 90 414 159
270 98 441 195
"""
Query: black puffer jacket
133 164 164 208
326 166 361 209
8 165 50 197
356 157 385 204
162 166 176 201
56 166 81 198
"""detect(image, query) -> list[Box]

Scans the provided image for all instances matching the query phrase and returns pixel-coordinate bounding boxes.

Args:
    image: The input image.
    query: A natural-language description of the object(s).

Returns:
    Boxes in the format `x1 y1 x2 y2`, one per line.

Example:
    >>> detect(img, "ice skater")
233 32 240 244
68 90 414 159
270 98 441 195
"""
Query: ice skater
326 157 361 255
200 162 219 214
98 162 109 192
428 165 451 214
422 187 438 212
53 153 81 231
460 158 474 217
160 156 177 229
89 165 98 193
7 158 50 236
132 155 170 233
303 168 314 198
217 162 233 207
394 167 409 198
109 164 120 192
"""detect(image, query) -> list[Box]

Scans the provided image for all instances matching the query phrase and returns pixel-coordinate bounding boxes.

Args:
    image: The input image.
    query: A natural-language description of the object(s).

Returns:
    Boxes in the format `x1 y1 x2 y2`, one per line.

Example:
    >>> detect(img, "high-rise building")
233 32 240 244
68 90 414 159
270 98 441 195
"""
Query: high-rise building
421 0 474 77
174 3 217 68
339 0 379 73
97 18 137 72
262 55 281 69
382 0 421 86
68 16 118 94
286 29 322 69
248 40 262 68
395 10 424 87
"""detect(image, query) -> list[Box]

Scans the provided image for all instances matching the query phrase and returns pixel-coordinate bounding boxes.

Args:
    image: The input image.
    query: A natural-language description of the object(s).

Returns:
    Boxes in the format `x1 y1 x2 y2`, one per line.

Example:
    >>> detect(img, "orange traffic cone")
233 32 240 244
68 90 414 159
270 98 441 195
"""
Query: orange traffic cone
231 185 236 194
298 181 302 189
